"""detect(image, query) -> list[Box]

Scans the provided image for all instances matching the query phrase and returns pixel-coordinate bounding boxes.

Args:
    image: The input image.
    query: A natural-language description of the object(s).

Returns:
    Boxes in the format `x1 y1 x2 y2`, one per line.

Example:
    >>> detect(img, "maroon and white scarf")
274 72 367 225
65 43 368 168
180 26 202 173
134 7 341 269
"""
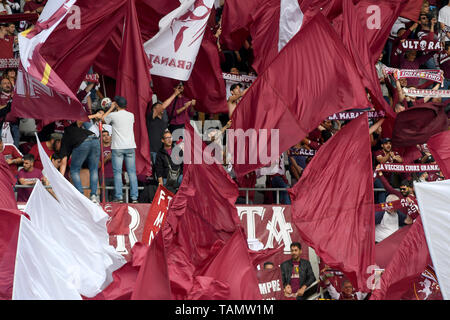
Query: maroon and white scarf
383 67 444 85
376 163 441 173
403 87 450 98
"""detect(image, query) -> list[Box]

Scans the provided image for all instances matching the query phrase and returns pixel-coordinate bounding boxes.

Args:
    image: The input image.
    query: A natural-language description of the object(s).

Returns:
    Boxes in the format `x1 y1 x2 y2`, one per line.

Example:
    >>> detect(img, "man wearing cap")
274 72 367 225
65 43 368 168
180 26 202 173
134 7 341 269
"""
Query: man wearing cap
375 138 403 165
147 86 182 165
28 132 62 170
373 137 403 203
102 96 139 203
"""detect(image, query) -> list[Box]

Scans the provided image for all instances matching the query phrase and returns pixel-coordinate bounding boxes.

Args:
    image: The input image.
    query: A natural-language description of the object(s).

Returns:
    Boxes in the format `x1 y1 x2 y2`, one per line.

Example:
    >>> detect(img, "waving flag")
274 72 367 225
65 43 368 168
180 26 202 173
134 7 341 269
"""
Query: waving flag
11 0 88 122
415 180 450 300
0 152 17 209
221 0 313 74
289 113 375 292
0 208 82 300
144 0 215 81
370 217 431 300
25 134 127 297
230 12 368 176
427 130 450 179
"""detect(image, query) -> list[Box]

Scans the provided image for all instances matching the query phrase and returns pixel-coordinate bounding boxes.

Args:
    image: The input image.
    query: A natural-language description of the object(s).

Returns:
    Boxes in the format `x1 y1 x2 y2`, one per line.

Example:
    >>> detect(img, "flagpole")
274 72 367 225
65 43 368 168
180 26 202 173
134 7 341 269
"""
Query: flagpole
99 121 106 204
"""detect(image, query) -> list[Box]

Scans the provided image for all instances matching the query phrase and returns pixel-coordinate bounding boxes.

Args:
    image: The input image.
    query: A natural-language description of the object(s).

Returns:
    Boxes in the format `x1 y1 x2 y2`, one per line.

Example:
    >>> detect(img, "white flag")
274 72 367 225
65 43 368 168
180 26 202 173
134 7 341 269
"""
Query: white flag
144 0 214 81
26 134 126 298
415 179 450 300
278 0 304 52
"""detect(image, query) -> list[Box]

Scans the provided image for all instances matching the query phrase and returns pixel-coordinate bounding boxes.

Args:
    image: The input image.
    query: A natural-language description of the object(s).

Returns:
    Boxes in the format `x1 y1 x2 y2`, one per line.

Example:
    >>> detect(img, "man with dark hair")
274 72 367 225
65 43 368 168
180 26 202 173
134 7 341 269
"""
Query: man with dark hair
155 129 183 192
17 154 44 202
377 171 419 224
102 96 139 203
263 262 275 270
98 129 114 202
147 86 183 165
227 83 247 117
280 242 316 300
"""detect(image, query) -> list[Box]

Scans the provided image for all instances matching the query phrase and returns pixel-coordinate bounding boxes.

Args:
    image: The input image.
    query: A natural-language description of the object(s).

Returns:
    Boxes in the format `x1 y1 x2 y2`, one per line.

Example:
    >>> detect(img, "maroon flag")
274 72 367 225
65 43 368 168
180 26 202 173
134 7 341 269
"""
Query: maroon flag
230 12 368 177
162 122 241 299
338 0 400 124
352 0 405 65
10 0 97 122
399 0 424 22
392 103 448 148
288 113 375 292
115 0 153 177
0 209 22 299
197 229 262 300
0 152 17 209
427 130 450 179
375 225 412 269
220 0 315 74
40 0 127 93
370 217 431 300
131 232 172 300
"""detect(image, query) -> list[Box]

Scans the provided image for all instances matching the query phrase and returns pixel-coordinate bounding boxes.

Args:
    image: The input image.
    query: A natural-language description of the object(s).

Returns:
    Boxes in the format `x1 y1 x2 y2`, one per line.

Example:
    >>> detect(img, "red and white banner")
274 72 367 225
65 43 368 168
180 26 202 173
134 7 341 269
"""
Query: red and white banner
144 0 214 81
223 72 256 99
401 39 441 51
403 88 450 98
376 163 441 173
141 185 174 245
328 110 385 121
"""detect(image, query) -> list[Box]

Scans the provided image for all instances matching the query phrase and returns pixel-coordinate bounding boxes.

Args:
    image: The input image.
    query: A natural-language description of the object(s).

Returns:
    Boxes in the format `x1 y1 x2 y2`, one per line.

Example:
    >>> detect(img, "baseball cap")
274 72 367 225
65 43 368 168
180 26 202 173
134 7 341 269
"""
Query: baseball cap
113 96 127 108
380 137 391 144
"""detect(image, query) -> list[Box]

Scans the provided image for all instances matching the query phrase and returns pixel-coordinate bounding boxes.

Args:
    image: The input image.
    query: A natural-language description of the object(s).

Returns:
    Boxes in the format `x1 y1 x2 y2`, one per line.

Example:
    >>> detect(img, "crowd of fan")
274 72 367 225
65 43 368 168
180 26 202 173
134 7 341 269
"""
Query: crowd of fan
0 0 448 220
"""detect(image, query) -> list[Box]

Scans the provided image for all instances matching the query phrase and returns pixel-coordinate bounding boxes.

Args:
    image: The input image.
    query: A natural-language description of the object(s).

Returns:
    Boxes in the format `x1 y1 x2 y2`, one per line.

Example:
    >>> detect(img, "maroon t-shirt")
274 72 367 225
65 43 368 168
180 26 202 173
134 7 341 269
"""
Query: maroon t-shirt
17 167 43 203
374 149 401 165
290 261 301 293
101 145 114 179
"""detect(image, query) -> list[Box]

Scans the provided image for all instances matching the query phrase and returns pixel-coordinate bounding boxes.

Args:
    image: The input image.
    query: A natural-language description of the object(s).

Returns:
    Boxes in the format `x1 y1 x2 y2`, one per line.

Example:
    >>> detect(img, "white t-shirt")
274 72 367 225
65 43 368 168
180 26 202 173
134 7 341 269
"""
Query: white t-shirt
375 211 399 243
439 6 450 27
104 109 136 150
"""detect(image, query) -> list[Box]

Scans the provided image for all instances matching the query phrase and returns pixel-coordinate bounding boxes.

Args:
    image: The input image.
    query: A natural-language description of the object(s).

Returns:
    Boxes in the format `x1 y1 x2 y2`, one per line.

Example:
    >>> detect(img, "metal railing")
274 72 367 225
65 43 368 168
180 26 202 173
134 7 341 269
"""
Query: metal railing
14 184 145 203
14 184 394 205
237 187 394 205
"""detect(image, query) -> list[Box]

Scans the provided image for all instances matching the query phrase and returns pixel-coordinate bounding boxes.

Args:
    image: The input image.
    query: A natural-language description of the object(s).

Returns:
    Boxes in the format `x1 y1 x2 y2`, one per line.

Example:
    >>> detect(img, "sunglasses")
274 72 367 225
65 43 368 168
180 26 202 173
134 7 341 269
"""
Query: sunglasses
400 188 408 191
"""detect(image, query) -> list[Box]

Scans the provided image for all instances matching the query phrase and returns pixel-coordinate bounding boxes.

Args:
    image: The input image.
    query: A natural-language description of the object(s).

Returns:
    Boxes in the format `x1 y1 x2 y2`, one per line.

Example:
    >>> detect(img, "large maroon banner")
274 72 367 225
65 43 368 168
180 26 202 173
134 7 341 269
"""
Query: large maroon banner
103 204 306 267
237 205 308 267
